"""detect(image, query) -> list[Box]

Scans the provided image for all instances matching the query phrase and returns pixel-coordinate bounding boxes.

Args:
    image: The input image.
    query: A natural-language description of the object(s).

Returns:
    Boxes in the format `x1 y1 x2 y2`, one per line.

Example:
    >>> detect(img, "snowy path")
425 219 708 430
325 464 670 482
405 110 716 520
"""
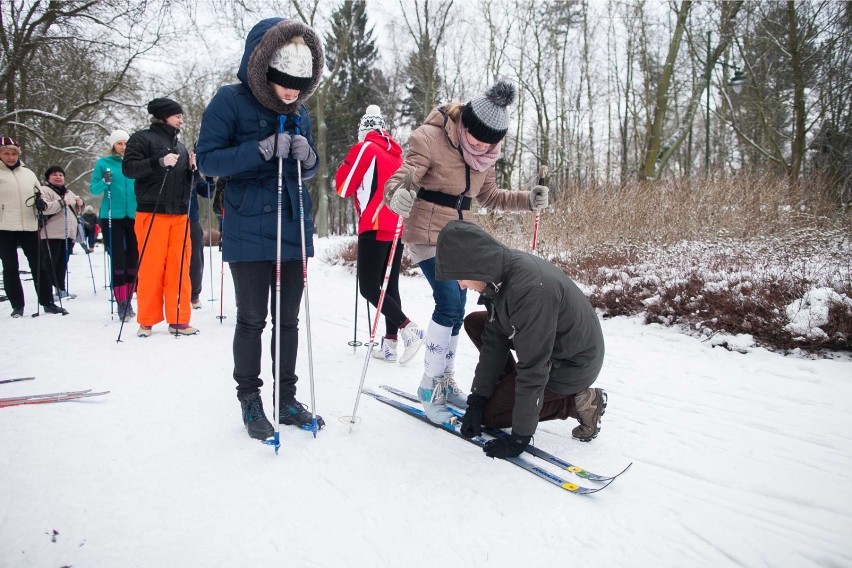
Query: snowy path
1 239 850 567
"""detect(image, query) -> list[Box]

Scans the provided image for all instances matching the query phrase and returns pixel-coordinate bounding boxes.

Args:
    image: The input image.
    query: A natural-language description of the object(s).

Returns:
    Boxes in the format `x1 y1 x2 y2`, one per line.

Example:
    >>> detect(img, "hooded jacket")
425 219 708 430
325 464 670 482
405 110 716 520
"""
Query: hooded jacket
90 153 136 219
335 129 404 241
0 160 40 232
383 107 530 249
196 18 323 263
123 122 193 215
436 221 605 437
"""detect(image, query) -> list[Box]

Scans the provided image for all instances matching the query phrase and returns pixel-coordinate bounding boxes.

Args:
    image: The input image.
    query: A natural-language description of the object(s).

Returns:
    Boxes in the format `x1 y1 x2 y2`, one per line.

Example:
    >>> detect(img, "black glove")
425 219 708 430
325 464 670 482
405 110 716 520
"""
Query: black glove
33 193 47 212
483 432 531 459
460 394 489 439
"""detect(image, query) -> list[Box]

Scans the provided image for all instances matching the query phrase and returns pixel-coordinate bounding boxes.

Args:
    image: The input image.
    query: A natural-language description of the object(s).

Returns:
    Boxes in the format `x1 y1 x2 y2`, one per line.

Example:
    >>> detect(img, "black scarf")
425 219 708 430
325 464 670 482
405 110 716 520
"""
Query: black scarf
47 182 67 196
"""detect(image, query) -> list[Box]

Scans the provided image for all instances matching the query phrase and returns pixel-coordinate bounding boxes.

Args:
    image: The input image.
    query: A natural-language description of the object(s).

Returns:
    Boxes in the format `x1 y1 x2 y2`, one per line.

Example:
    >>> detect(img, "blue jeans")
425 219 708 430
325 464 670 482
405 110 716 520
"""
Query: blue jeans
418 256 466 335
230 260 303 401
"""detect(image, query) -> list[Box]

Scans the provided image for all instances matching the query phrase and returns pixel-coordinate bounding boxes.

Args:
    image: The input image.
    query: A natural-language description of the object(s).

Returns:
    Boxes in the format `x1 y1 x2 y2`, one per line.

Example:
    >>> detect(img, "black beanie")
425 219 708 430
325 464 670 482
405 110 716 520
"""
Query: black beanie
147 97 184 120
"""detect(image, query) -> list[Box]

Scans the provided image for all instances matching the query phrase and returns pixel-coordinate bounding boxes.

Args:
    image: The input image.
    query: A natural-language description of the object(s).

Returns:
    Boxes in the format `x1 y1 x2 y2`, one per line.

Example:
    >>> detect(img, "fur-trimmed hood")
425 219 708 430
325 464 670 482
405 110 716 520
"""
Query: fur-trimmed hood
238 18 324 115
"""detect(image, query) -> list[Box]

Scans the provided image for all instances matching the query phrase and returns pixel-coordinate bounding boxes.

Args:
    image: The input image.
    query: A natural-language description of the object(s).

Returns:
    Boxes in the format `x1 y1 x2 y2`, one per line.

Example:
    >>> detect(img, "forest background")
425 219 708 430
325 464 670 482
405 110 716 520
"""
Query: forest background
2 0 850 352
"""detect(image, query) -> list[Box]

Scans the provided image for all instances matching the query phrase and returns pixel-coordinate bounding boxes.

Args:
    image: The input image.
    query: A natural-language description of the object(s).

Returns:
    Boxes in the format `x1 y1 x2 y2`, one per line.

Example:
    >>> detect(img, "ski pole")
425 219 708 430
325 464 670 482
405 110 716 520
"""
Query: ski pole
295 131 319 439
531 165 548 252
172 184 193 337
105 169 115 314
69 206 96 293
217 203 226 323
343 170 411 430
205 177 216 304
349 255 362 352
265 115 287 454
117 167 170 342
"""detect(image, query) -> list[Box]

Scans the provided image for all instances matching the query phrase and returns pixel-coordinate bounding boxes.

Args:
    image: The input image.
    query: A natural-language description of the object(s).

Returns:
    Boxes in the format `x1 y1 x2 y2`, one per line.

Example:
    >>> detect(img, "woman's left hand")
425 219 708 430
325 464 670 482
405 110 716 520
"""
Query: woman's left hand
529 185 549 210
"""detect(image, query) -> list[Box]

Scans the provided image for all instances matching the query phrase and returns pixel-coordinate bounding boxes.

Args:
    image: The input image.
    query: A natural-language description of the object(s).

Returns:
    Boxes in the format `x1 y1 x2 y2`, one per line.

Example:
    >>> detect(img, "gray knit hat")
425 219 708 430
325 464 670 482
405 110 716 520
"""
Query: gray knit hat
461 80 516 144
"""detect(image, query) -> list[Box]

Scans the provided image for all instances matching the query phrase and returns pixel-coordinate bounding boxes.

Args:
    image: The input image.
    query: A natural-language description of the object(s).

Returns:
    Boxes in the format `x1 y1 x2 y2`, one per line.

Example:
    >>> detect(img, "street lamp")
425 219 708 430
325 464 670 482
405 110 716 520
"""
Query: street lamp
706 30 747 171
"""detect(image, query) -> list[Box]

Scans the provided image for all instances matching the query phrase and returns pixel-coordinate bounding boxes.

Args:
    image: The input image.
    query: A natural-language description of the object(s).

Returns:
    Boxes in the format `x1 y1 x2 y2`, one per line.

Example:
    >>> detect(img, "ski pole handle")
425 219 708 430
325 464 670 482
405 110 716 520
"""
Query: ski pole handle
531 165 548 252
104 168 112 184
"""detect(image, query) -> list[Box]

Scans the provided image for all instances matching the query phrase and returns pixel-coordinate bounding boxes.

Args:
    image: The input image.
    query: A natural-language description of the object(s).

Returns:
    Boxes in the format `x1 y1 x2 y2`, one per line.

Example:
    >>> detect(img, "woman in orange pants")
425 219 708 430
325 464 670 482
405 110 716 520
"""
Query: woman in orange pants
123 97 198 337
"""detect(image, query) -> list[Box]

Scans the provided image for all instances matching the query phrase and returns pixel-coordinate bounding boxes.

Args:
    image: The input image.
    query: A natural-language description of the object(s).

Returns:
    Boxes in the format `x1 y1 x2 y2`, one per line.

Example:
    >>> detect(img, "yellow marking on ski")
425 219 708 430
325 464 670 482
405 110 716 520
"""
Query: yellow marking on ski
562 482 580 491
568 466 583 473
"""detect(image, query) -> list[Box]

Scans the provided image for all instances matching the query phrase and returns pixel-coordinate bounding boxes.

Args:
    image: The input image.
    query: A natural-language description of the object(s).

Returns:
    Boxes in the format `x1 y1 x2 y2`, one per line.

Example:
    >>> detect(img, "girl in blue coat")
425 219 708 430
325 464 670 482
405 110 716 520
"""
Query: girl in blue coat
197 18 324 441
90 130 138 321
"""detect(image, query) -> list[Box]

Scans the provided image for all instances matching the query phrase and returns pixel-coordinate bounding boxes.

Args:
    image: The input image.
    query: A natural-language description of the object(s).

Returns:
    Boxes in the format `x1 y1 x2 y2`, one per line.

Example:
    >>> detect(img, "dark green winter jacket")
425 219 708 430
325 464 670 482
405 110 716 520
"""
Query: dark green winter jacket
435 220 605 437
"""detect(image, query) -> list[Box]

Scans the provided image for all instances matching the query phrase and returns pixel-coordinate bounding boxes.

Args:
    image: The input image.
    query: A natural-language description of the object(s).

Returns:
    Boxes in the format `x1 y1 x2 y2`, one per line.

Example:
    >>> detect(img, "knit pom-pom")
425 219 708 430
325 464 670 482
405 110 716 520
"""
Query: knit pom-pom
365 104 382 116
484 80 516 108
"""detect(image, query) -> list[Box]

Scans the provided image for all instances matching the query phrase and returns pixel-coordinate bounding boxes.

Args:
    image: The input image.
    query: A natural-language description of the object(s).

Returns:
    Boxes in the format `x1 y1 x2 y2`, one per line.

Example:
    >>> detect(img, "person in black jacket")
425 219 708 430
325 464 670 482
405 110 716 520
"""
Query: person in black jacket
435 220 607 459
123 97 198 337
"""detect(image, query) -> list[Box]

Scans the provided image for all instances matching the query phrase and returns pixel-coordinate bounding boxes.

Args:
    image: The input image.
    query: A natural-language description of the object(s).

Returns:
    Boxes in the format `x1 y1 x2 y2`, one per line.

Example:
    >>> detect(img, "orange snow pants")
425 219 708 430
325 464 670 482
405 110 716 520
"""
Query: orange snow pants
134 212 192 327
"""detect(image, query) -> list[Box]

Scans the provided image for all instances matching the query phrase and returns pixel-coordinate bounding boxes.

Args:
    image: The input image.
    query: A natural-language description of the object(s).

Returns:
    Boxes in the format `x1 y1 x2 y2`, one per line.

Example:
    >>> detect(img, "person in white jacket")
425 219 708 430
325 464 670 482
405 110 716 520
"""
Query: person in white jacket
0 136 63 316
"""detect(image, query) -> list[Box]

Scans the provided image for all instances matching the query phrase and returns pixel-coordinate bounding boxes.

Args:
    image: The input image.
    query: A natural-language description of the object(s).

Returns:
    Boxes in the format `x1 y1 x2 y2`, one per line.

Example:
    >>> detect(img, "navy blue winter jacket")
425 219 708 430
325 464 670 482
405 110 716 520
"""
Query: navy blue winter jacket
196 18 319 263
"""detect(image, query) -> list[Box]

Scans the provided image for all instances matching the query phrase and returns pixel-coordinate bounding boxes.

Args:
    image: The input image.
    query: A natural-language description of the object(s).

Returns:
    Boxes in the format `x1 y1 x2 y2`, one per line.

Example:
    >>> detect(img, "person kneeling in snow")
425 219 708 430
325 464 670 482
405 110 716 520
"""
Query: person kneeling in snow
435 220 607 459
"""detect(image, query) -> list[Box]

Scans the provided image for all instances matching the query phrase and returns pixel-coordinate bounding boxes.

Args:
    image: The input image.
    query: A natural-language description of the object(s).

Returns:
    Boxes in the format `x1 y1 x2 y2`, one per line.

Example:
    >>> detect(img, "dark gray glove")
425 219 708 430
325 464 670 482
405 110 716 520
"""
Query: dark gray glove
290 135 317 168
258 133 291 161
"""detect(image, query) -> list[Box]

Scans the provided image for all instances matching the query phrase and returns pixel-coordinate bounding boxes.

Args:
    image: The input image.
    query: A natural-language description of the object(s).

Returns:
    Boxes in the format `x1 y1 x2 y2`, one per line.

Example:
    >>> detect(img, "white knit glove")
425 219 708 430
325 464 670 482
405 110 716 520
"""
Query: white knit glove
389 188 417 218
528 185 549 210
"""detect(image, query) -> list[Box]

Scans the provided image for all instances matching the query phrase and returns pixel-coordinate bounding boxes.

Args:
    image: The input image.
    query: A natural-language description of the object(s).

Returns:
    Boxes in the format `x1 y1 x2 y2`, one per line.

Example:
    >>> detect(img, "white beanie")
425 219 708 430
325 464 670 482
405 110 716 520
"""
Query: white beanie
267 39 314 91
108 129 129 149
358 105 386 142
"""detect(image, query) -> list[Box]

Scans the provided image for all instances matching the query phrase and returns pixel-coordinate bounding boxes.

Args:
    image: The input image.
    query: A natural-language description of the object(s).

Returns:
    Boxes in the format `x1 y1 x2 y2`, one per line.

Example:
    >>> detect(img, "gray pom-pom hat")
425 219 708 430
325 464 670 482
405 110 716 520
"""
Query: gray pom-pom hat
461 80 516 144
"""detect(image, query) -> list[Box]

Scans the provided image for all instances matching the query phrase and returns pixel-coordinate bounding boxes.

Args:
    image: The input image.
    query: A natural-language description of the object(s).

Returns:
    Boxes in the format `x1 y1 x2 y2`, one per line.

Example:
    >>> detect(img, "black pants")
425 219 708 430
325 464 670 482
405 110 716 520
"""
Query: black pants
230 260 304 403
189 220 204 300
99 217 138 288
463 311 576 428
40 238 71 293
357 235 406 337
0 230 53 309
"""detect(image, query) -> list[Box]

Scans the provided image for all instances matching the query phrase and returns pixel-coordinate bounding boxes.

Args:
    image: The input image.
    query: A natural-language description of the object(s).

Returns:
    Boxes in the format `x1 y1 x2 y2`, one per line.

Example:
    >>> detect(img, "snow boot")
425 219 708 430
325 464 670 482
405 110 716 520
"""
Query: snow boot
417 320 455 424
572 388 607 442
238 391 274 440
42 303 68 315
371 337 397 362
11 307 24 318
443 334 468 408
398 321 426 365
168 323 199 336
137 325 153 337
117 301 132 323
279 398 325 429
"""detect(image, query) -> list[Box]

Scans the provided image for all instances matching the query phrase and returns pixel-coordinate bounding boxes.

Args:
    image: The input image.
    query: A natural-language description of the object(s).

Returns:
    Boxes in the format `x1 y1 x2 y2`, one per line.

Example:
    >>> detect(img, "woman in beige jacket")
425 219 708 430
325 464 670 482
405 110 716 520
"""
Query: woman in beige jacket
39 166 83 303
384 80 550 424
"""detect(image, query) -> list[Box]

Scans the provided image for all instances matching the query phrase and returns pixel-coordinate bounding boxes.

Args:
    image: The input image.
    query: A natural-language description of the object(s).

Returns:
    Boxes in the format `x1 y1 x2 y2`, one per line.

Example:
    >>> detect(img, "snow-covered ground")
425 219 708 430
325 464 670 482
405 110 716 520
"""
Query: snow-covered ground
1 237 850 567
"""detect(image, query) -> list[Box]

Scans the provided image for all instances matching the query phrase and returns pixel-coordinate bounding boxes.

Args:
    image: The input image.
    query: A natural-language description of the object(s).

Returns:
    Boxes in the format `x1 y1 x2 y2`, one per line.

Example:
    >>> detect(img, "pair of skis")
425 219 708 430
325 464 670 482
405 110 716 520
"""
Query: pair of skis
0 378 109 408
365 385 631 495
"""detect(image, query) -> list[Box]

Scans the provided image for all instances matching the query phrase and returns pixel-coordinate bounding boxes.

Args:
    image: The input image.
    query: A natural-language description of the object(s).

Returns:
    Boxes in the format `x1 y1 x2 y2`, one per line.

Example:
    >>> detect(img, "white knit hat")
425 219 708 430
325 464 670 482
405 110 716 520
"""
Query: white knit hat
358 105 386 142
267 39 314 91
108 129 129 149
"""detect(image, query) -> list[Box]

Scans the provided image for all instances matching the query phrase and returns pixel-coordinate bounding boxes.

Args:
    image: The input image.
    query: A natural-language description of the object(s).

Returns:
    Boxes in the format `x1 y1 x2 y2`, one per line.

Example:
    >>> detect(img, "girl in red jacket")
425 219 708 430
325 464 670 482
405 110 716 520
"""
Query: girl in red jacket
335 106 425 365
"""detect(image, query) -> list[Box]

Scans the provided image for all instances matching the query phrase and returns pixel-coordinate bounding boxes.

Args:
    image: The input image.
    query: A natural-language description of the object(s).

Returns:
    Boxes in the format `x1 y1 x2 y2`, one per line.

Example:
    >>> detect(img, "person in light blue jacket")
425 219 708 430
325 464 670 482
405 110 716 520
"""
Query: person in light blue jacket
90 130 138 321
197 18 324 441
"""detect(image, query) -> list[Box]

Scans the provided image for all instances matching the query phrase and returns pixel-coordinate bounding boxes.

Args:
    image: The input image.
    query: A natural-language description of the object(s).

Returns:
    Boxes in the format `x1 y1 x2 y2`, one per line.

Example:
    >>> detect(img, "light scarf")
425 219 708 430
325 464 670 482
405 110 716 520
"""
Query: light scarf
456 119 501 172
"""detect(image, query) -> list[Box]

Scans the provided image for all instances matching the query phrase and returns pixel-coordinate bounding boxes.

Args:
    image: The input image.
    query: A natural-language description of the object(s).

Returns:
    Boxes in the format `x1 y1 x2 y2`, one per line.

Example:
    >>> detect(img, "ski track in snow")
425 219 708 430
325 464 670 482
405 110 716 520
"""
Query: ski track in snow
1 237 850 567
